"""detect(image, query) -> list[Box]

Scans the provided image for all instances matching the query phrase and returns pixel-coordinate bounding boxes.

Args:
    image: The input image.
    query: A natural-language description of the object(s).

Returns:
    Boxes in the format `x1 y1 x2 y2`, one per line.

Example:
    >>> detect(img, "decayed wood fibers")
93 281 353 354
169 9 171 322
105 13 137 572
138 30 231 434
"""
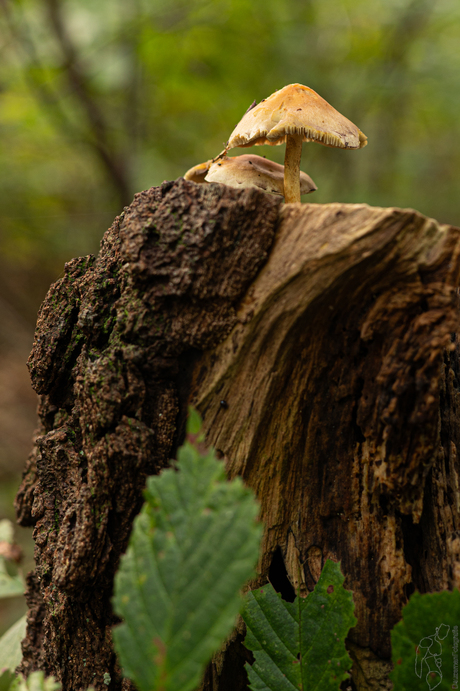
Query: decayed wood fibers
193 203 460 689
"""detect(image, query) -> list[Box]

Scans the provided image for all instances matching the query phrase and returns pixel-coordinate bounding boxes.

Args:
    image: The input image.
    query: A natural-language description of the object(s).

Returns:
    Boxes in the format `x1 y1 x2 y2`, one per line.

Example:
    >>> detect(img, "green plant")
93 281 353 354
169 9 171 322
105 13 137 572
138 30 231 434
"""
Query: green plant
0 616 27 676
242 560 356 691
0 519 28 686
7 407 460 691
391 589 460 690
112 408 264 691
110 409 361 691
9 673 60 691
0 520 25 600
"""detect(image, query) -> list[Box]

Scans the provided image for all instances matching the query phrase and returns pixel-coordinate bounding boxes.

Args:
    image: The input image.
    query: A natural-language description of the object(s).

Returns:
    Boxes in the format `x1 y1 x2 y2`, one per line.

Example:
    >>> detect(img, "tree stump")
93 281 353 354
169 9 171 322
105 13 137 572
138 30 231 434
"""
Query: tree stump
15 178 460 691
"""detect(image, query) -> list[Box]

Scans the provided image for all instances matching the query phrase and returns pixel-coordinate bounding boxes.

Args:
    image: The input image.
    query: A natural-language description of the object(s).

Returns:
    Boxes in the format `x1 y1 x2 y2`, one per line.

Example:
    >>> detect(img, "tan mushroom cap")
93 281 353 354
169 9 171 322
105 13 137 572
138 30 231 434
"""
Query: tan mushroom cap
227 83 367 151
184 159 213 183
205 154 317 197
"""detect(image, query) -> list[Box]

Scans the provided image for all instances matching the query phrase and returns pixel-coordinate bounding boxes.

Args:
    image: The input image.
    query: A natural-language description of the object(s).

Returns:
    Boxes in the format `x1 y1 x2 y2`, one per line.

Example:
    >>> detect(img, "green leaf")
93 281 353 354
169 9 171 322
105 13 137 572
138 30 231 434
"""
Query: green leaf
0 520 25 599
0 671 15 691
391 589 460 690
0 562 26 599
186 406 203 438
242 560 356 691
112 412 263 691
0 521 15 543
0 615 27 675
10 672 60 691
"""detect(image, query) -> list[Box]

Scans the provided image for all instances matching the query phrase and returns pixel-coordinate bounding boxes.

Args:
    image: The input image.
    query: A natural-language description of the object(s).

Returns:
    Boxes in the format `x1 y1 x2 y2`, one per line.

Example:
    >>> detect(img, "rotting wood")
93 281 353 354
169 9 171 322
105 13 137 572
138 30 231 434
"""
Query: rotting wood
194 203 460 691
15 179 460 691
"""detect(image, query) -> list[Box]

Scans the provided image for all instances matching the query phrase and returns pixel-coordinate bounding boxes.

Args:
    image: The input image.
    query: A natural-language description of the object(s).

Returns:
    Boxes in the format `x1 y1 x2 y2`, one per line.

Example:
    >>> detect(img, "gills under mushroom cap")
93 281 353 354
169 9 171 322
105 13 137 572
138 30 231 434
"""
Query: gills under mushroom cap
205 154 317 197
227 83 367 151
184 159 213 183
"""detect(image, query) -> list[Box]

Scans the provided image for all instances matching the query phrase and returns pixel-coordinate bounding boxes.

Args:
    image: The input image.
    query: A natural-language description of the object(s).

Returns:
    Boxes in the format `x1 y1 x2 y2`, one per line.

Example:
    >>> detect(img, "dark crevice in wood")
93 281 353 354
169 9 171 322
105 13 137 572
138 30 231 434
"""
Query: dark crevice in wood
269 547 296 602
399 510 427 592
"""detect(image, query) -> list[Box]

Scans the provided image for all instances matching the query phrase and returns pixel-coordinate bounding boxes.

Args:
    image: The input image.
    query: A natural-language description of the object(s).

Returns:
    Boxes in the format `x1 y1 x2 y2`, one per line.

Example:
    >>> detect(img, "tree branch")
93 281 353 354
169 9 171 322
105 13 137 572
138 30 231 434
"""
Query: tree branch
42 0 132 207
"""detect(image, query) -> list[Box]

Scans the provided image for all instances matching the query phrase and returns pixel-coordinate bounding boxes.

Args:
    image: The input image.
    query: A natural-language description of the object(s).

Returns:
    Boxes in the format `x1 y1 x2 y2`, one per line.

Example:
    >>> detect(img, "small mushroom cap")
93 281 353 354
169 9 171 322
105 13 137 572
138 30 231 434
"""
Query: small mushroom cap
227 83 367 150
184 159 213 183
205 154 317 197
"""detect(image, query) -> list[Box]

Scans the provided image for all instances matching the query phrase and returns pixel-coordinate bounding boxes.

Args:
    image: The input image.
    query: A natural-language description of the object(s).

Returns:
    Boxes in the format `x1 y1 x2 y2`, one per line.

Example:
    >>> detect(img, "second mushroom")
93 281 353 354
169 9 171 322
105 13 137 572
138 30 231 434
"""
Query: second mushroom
184 154 317 198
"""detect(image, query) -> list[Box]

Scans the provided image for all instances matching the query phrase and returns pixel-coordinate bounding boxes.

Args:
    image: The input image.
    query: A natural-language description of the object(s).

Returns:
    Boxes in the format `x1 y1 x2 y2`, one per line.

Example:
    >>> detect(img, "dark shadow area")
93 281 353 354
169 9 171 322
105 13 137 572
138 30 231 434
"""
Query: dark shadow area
269 547 296 602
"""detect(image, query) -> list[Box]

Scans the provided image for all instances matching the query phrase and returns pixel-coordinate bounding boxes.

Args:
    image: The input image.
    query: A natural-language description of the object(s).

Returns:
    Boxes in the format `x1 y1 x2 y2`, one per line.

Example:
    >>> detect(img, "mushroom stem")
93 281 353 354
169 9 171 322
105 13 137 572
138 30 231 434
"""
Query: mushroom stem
283 134 303 203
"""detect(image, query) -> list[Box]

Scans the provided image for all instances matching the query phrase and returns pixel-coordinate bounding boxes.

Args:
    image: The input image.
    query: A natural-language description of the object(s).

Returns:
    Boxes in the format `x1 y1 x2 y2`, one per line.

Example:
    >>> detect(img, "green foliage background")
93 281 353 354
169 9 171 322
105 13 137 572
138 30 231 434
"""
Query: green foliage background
1 0 460 636
2 0 460 275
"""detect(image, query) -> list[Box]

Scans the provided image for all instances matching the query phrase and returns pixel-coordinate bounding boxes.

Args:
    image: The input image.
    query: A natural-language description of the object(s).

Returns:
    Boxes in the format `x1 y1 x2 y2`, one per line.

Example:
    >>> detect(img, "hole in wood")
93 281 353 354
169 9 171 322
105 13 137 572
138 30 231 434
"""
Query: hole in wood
269 546 296 602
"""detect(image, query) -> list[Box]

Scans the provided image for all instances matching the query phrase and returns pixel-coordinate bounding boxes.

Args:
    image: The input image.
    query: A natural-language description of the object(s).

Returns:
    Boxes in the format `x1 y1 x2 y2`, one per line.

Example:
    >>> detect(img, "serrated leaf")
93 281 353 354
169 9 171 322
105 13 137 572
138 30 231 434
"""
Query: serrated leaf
112 418 263 691
242 560 356 691
390 590 460 690
0 615 27 674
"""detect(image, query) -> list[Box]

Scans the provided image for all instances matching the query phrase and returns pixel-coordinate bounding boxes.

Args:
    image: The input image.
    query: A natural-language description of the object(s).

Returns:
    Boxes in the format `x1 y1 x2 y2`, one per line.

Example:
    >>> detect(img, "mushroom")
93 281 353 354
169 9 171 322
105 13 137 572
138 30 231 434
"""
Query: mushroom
225 83 367 203
205 154 317 197
184 159 213 183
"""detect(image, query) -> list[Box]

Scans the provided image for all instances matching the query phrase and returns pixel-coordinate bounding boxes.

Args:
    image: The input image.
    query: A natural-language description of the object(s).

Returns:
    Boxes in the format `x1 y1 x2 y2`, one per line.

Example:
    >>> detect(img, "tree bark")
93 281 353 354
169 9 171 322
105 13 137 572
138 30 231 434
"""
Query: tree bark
16 179 460 691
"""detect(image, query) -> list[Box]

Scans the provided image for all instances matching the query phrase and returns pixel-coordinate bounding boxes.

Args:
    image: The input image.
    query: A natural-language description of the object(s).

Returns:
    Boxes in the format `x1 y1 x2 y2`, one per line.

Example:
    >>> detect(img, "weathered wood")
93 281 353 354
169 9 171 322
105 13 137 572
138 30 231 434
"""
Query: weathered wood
16 180 460 691
193 203 460 690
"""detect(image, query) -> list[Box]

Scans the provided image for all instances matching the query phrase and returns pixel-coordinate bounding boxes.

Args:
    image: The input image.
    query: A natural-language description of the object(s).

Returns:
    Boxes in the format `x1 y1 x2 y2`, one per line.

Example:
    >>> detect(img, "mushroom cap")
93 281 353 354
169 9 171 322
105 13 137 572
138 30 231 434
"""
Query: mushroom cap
227 83 367 151
205 154 317 197
184 159 212 183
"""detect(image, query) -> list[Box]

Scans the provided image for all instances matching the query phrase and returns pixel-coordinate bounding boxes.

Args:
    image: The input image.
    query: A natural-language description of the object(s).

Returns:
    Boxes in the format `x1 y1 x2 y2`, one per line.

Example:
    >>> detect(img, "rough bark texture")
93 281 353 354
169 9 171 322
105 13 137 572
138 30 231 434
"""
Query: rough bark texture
15 179 281 691
16 179 460 691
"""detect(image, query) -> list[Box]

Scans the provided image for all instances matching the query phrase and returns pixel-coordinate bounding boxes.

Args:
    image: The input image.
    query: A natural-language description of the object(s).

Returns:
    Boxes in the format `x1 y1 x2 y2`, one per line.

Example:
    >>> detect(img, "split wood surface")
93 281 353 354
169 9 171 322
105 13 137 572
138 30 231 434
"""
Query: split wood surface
16 178 460 691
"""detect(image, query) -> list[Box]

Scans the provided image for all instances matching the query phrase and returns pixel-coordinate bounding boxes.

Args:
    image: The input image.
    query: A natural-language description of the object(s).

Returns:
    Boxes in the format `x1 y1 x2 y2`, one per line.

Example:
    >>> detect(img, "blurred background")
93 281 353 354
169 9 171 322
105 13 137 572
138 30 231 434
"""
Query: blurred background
1 0 460 633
